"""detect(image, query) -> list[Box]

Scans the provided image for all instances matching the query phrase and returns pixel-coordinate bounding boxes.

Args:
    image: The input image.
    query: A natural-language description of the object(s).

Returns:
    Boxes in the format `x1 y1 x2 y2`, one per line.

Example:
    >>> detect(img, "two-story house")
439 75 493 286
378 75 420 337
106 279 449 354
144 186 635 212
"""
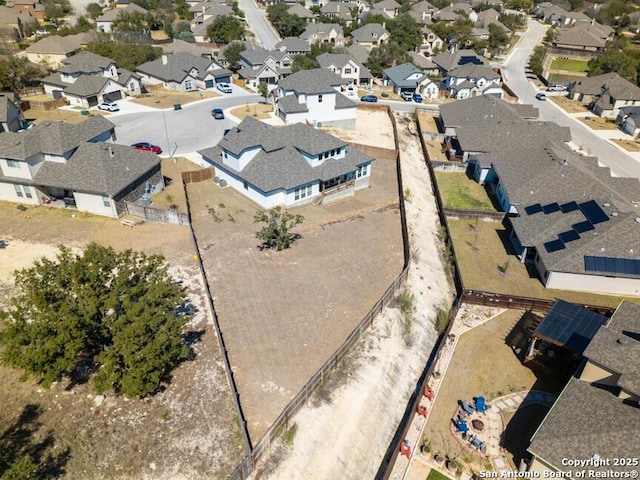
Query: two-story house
96 3 149 33
445 63 503 99
275 37 312 55
24 31 97 68
349 23 390 49
0 93 26 133
198 116 373 208
568 72 640 118
375 0 400 18
383 62 439 99
190 0 232 24
409 0 436 25
41 52 142 108
320 2 355 24
418 26 444 55
287 3 315 22
0 5 38 41
300 23 345 47
237 45 294 87
316 52 372 86
0 116 164 218
276 68 356 127
136 52 231 92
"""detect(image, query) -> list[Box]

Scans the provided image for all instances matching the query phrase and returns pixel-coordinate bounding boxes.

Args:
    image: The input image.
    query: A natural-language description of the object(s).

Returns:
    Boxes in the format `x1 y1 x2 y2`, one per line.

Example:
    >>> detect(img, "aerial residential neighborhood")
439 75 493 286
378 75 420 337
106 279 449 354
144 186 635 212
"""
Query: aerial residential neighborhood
0 0 638 478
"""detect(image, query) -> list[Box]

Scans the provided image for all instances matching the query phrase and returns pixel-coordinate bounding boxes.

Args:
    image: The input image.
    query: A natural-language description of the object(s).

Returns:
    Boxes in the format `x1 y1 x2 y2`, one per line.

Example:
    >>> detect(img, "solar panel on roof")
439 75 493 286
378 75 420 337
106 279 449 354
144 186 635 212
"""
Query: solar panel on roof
579 200 609 224
560 201 579 213
573 221 595 234
584 256 640 277
544 239 565 253
525 204 543 215
559 230 580 243
542 202 561 214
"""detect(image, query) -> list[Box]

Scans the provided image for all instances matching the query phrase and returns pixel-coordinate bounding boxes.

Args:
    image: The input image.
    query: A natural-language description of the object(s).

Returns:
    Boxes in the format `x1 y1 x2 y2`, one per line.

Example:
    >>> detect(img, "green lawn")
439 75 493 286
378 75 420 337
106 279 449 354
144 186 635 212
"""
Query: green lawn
434 172 495 211
550 58 589 73
427 469 451 480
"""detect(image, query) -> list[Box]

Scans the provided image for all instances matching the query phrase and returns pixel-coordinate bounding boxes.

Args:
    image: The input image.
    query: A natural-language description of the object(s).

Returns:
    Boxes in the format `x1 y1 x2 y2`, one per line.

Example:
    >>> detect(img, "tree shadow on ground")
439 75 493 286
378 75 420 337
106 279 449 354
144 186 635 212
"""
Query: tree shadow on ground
0 403 70 478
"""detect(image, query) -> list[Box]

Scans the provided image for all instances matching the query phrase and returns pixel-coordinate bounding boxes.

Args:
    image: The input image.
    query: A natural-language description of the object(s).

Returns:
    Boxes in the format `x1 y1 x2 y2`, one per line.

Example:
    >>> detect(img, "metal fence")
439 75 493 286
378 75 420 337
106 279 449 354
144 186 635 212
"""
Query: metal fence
124 202 189 225
431 160 468 173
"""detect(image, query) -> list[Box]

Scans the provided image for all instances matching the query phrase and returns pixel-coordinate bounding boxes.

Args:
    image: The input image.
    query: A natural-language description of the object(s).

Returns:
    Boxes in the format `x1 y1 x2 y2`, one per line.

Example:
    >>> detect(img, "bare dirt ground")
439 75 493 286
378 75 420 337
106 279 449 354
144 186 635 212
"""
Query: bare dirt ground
258 113 453 479
187 164 404 441
0 203 243 479
322 109 396 149
130 90 219 109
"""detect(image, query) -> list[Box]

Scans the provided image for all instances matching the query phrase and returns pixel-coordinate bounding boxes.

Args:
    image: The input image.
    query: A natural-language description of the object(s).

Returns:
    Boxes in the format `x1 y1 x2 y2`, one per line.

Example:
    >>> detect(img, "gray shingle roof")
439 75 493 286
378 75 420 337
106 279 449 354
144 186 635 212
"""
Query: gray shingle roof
288 3 314 18
63 75 111 97
161 39 215 57
447 63 501 80
33 142 161 197
198 117 372 192
350 23 389 43
347 43 369 64
570 72 640 101
0 116 114 159
278 94 309 114
278 68 348 94
275 37 311 53
528 377 640 470
25 35 79 55
300 23 343 41
58 51 114 74
383 62 427 88
96 3 148 22
432 48 485 73
0 93 19 123
136 52 220 83
316 52 371 78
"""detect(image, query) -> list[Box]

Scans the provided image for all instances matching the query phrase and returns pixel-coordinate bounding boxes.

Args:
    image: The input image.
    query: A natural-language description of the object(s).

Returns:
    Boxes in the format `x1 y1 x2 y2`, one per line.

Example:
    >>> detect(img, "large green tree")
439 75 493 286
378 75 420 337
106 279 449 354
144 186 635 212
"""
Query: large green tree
386 13 422 52
111 10 154 33
267 3 306 37
86 41 162 71
0 57 44 92
207 15 246 44
488 23 509 50
254 207 304 251
588 48 639 83
0 244 191 398
223 41 246 70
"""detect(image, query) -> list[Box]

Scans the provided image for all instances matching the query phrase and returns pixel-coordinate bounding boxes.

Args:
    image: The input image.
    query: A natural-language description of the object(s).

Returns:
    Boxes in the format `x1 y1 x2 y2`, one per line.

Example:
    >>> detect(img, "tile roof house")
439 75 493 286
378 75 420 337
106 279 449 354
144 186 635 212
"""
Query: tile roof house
96 3 149 33
317 52 372 86
276 68 357 127
439 95 640 296
136 52 231 92
237 45 293 88
198 116 373 208
445 63 503 99
349 23 390 49
40 52 142 108
24 31 97 68
0 116 164 218
275 37 312 55
527 301 640 475
568 72 640 118
0 93 26 133
300 22 345 47
383 62 439 99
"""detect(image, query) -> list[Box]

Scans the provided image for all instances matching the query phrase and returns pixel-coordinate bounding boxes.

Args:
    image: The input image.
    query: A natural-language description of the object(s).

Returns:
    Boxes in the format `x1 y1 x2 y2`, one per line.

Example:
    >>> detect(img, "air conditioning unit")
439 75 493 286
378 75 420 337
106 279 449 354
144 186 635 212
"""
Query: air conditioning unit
219 179 227 188
214 176 220 184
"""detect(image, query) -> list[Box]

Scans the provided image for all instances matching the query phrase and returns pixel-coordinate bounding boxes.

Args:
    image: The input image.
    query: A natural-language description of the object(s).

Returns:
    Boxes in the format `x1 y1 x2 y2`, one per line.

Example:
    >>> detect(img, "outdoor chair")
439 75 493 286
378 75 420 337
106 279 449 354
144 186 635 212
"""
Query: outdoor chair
459 399 474 416
453 418 469 433
474 396 488 413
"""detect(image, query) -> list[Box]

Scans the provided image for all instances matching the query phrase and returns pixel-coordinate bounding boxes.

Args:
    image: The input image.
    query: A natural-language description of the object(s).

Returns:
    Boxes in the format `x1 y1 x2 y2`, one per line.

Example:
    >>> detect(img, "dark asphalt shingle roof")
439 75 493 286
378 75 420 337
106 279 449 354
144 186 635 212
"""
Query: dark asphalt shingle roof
432 49 485 73
278 68 348 94
63 75 110 97
316 53 372 79
278 94 309 114
275 37 311 53
136 52 226 83
96 3 148 22
198 117 372 192
350 23 389 43
570 72 640 100
383 62 427 88
0 116 114 159
58 52 114 74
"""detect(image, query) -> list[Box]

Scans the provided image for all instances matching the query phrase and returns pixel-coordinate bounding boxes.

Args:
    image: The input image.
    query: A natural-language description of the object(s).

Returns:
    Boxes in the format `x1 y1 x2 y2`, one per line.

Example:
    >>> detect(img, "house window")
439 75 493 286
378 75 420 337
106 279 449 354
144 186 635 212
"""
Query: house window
243 180 248 190
344 68 351 74
294 184 312 200
14 184 23 197
356 164 368 178
129 81 135 90
318 94 323 103
6 159 20 168
23 186 32 199
185 79 193 91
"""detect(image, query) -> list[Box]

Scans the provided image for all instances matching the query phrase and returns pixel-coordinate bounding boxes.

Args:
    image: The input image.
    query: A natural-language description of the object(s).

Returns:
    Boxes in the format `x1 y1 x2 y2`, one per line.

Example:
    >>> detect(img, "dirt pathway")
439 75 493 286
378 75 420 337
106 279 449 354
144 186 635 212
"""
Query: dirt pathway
257 113 454 479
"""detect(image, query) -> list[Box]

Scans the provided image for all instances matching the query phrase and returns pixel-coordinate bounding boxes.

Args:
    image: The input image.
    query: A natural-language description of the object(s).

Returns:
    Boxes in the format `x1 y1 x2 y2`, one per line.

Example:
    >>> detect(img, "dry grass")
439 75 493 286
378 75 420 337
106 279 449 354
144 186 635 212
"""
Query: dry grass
434 172 495 211
611 139 640 151
23 108 103 125
578 116 619 130
130 90 219 109
548 96 589 114
149 157 202 212
447 219 637 308
422 310 566 471
425 139 447 161
418 113 439 134
229 103 273 120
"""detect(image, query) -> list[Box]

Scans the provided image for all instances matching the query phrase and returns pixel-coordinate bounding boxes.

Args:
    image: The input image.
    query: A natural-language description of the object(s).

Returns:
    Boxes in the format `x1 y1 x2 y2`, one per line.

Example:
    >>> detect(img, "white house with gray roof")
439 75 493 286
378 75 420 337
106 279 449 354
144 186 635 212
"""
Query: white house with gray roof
349 23 390 49
276 68 357 128
136 52 231 92
96 3 149 33
0 117 163 218
198 116 373 208
383 62 439 99
275 37 311 55
300 23 345 47
316 52 372 86
237 45 293 87
445 63 503 99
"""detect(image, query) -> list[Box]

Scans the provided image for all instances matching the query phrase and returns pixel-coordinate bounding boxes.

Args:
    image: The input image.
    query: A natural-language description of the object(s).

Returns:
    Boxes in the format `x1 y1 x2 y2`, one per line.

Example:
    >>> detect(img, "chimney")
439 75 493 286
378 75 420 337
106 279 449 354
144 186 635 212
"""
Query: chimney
162 55 168 65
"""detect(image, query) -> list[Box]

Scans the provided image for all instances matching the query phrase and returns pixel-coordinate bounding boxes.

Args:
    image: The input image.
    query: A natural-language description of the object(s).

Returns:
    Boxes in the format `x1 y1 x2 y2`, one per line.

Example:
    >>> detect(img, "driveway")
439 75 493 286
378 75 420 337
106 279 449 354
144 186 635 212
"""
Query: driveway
111 90 261 156
502 20 640 179
236 0 280 49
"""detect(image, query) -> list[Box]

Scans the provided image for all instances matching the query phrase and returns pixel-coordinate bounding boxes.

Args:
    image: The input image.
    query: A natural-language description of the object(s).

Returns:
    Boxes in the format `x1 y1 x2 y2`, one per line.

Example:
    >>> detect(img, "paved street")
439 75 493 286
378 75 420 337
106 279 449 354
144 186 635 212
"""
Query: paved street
237 0 280 49
502 20 640 179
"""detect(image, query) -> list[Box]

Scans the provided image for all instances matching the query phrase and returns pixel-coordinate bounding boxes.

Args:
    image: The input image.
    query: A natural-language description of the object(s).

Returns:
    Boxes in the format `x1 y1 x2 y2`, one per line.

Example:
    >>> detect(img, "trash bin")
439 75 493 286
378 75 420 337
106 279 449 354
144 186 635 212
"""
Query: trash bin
81 110 90 116
173 103 182 111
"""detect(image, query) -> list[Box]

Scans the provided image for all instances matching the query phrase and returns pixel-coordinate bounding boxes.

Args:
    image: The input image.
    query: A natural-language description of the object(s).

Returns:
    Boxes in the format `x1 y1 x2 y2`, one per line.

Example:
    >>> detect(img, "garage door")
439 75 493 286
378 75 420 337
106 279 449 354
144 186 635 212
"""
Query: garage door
87 95 99 107
215 75 231 84
104 90 123 102
205 79 214 89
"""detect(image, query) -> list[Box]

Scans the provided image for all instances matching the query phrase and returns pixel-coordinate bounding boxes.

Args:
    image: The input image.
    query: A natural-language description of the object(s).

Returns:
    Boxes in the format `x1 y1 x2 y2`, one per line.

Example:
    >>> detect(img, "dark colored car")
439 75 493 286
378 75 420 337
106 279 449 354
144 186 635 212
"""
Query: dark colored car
212 108 224 119
360 95 378 103
132 142 162 154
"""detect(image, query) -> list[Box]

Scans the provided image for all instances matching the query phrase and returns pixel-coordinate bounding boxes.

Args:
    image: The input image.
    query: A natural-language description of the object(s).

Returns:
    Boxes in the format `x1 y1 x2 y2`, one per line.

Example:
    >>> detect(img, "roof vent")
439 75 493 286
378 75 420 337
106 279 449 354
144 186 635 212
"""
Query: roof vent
611 212 618 217
604 202 610 207
630 249 635 254
616 337 628 345
600 247 605 252
636 217 640 224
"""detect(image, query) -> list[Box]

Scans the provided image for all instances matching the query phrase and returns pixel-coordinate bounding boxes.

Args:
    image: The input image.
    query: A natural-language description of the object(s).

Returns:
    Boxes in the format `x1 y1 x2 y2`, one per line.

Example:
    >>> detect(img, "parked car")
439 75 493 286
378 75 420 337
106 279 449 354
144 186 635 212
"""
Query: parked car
216 82 232 93
547 84 567 92
212 108 224 119
132 142 162 154
535 92 547 101
413 93 423 103
360 95 378 103
98 102 120 112
401 90 413 101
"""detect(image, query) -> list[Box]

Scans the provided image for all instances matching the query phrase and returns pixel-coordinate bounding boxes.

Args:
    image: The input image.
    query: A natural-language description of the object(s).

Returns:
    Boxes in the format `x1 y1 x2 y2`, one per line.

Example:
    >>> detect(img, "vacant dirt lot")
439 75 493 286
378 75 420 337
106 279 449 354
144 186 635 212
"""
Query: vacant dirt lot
131 90 219 109
187 158 404 441
322 108 396 149
0 203 244 479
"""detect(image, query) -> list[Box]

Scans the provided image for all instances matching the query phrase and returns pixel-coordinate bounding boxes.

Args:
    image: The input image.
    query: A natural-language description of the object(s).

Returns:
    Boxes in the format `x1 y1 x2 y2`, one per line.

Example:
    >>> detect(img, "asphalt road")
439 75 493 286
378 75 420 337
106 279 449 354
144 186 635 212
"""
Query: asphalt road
112 92 261 156
237 0 280 50
502 20 640 179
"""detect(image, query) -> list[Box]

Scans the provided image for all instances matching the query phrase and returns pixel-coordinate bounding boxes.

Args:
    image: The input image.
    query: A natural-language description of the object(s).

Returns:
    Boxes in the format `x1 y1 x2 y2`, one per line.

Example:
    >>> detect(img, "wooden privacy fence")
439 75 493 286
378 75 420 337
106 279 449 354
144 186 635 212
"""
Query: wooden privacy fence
349 142 398 161
182 167 215 184
443 208 506 222
124 202 189 225
22 97 66 111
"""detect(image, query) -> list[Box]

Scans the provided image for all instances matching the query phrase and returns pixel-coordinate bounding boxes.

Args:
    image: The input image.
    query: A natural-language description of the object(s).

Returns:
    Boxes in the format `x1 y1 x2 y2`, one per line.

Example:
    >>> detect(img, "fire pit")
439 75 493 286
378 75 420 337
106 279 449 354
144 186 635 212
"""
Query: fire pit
471 419 485 432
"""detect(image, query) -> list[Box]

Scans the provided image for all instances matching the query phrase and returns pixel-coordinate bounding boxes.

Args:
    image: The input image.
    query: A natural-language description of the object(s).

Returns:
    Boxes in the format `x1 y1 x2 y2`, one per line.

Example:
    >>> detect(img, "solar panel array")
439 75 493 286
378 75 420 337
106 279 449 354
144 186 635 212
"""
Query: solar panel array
584 256 640 277
533 300 609 353
523 200 611 253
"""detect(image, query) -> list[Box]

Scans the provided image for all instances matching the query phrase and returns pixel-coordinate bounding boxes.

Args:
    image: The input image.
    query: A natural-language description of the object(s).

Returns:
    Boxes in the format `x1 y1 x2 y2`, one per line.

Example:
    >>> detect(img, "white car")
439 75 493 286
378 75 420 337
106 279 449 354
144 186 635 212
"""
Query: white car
97 102 120 112
216 82 233 93
547 85 567 92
